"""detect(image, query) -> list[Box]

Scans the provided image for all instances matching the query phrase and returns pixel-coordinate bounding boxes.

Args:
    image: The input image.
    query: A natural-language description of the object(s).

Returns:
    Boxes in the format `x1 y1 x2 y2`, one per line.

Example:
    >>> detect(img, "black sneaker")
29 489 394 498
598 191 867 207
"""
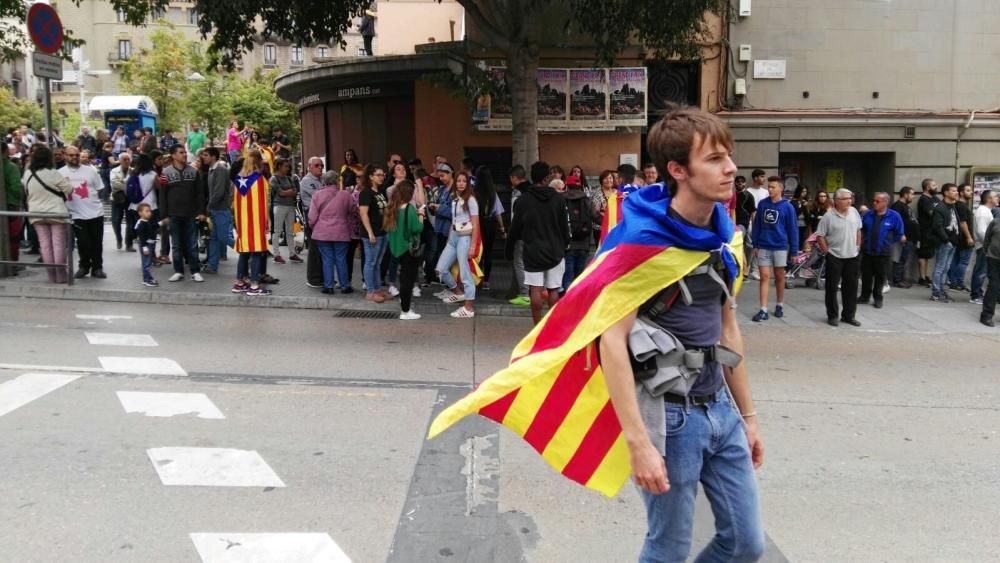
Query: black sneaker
143 279 159 287
321 287 336 295
841 318 862 327
827 318 839 327
341 287 355 294
246 286 273 296
981 317 996 328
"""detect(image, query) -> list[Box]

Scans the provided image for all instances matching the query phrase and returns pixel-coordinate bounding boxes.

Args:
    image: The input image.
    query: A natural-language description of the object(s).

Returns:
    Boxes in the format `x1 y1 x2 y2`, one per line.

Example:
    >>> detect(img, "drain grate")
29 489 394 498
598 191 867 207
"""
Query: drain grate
333 310 400 320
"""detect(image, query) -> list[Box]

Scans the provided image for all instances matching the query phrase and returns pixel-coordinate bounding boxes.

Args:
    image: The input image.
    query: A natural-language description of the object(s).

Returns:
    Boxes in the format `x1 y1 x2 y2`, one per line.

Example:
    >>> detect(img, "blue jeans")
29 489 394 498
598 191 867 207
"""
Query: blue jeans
437 232 476 300
140 243 155 282
639 388 764 563
362 235 387 293
931 243 955 297
317 241 350 289
562 248 590 291
237 252 264 283
948 246 973 288
168 216 201 275
970 248 988 300
206 209 231 270
892 239 913 284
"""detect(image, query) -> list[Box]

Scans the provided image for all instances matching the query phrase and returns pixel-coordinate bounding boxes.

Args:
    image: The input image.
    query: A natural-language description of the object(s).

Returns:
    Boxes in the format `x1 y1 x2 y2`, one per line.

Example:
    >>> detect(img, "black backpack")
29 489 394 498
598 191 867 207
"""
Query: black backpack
567 196 594 240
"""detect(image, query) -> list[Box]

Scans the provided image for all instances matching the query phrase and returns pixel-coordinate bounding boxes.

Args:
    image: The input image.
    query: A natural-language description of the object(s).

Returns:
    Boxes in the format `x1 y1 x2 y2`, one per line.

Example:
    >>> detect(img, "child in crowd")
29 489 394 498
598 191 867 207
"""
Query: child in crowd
134 203 160 287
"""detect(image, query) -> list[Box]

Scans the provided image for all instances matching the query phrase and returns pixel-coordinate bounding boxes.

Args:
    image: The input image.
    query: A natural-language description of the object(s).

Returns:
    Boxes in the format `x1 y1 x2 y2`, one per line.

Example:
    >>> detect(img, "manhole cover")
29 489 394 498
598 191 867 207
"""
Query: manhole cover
332 310 399 320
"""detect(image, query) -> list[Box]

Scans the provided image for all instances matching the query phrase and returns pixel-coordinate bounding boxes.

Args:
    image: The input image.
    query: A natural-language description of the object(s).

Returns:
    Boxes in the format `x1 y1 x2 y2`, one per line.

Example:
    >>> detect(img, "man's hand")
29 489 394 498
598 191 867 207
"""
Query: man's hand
967 236 974 247
630 440 670 495
744 417 765 469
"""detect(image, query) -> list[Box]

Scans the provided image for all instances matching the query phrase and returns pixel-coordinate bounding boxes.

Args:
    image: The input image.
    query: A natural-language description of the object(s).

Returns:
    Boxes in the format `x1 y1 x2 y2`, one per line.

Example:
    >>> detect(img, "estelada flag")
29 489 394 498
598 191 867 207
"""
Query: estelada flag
428 184 745 497
598 192 623 247
233 172 270 253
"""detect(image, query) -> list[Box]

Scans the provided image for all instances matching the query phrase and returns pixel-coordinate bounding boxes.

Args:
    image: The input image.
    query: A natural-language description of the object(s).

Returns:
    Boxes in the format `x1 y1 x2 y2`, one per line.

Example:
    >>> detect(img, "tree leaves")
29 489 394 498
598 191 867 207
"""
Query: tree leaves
0 85 42 129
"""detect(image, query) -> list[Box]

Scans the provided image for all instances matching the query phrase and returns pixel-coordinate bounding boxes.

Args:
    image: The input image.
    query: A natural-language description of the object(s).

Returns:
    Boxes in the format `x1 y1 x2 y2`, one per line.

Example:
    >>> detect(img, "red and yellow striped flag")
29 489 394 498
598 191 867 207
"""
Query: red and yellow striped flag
598 192 623 247
429 186 745 497
233 172 270 253
451 230 484 288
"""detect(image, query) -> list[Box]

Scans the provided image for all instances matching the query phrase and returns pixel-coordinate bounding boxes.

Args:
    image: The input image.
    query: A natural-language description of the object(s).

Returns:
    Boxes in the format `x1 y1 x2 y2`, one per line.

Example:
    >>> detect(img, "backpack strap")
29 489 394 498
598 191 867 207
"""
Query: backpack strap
640 251 734 319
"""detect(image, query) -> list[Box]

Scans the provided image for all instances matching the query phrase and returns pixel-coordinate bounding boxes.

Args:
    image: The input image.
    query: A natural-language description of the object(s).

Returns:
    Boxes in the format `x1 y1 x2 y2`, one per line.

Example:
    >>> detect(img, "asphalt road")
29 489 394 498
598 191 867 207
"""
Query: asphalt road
0 283 998 562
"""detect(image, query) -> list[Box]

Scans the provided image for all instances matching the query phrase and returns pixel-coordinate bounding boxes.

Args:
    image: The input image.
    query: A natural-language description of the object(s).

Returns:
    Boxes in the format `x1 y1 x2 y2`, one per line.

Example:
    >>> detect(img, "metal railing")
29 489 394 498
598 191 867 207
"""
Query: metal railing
0 210 74 285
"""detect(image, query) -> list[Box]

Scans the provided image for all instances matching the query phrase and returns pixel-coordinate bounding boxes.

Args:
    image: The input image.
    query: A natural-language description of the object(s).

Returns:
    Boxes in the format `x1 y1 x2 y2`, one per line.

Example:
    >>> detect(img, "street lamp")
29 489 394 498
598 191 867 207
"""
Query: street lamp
72 48 111 121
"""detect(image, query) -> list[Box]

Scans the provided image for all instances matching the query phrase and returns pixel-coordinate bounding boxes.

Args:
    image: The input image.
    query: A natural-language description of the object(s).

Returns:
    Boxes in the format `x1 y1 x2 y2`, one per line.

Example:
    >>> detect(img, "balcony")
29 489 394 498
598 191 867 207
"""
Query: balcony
263 59 277 68
107 52 129 66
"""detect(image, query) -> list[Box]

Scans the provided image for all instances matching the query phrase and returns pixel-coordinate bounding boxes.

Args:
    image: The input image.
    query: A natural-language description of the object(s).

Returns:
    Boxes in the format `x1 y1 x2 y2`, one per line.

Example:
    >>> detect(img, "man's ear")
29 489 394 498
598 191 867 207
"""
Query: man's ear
666 161 686 185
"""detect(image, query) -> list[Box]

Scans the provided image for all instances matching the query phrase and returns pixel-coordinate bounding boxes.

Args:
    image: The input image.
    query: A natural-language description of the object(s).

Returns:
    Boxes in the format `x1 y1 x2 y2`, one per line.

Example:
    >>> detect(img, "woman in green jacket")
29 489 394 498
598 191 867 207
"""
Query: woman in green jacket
385 180 426 320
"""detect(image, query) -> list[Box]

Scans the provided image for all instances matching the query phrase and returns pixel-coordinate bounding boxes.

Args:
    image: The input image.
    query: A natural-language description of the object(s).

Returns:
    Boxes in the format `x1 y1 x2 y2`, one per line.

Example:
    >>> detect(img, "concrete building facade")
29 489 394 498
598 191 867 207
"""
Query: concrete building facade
722 0 1000 198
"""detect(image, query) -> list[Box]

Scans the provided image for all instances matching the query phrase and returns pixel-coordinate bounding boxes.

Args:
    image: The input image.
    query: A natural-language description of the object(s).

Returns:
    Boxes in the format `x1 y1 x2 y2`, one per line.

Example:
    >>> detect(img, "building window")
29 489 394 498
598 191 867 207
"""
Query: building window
316 45 329 59
290 46 303 65
116 9 127 23
188 8 198 25
118 39 132 61
151 7 166 21
264 44 277 66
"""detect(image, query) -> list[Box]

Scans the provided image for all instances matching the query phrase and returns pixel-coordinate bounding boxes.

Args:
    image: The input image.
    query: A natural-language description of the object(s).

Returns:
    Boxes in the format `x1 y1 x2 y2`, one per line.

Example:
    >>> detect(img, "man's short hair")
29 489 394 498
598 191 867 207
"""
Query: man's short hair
617 163 637 183
767 176 782 184
735 175 746 183
752 168 765 178
834 188 853 200
530 161 550 184
875 192 890 202
508 164 526 181
899 186 913 197
170 145 185 156
643 162 657 170
204 147 220 160
981 190 994 205
941 182 957 194
646 107 734 194
137 202 151 213
921 178 934 191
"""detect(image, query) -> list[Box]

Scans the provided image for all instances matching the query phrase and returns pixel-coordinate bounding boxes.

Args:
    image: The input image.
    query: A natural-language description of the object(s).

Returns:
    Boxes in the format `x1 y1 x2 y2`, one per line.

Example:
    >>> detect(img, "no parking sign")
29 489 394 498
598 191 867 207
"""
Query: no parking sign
27 3 64 55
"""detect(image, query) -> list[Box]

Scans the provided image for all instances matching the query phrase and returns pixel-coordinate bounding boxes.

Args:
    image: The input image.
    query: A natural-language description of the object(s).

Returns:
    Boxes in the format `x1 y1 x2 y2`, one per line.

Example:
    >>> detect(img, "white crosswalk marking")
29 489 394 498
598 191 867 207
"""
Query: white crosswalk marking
98 357 187 376
190 533 351 563
117 392 225 419
147 447 286 487
86 332 158 347
75 314 133 322
0 373 81 417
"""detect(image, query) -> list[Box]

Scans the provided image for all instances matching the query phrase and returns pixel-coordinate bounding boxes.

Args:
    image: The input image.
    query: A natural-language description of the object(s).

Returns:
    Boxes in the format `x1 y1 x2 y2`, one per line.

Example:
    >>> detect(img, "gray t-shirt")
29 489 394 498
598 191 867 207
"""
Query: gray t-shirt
270 175 297 207
816 207 862 259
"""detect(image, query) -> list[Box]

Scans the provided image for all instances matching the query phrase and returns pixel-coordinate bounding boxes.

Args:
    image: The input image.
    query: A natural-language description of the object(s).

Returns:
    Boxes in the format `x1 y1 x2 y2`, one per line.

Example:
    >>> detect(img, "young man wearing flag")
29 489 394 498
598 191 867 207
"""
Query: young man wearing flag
429 107 764 562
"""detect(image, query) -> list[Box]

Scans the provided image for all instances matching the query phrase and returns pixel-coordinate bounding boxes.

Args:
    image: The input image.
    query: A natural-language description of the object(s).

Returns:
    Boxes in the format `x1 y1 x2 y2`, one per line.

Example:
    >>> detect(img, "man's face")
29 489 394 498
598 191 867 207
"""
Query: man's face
434 156 447 167
874 195 889 213
643 166 658 185
962 185 973 200
388 154 402 167
200 152 214 167
987 192 997 208
901 191 913 204
81 127 89 136
172 149 187 166
735 178 746 192
834 192 853 212
54 148 65 162
80 150 91 164
942 186 959 203
670 134 737 203
119 156 131 169
64 148 80 166
752 173 765 187
928 181 938 195
767 181 783 200
192 124 200 132
308 159 323 177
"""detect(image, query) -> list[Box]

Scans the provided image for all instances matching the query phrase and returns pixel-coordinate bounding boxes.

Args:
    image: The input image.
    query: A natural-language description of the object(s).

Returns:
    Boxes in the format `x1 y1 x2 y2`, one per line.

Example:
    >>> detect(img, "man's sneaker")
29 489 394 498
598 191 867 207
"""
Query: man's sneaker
841 318 862 327
752 310 769 322
202 268 218 275
191 273 205 282
510 296 531 306
747 271 760 281
412 286 422 298
827 317 839 327
260 274 280 284
981 317 996 328
773 305 784 318
231 282 249 293
274 256 286 264
341 287 354 294
942 293 955 303
168 273 184 282
971 297 984 305
143 279 159 287
289 255 303 263
919 277 931 287
930 294 942 302
894 281 912 289
388 285 400 298
873 299 883 309
400 310 422 321
306 281 322 288
882 283 891 294
246 286 273 296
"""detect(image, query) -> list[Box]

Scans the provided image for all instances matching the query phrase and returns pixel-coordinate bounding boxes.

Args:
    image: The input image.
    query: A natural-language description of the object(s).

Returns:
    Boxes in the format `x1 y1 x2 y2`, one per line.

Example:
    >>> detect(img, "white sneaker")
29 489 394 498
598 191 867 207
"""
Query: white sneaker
399 310 422 320
433 289 451 299
412 286 422 298
388 285 400 297
192 273 205 282
882 283 891 294
971 297 984 305
450 307 475 318
168 273 184 282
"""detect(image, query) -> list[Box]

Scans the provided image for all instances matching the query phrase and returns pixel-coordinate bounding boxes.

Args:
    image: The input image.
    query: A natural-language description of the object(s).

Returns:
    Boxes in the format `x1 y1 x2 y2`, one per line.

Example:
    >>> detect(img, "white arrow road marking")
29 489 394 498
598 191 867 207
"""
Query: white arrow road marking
117 392 224 419
147 447 285 487
86 333 158 347
0 373 82 417
98 357 186 376
190 533 351 563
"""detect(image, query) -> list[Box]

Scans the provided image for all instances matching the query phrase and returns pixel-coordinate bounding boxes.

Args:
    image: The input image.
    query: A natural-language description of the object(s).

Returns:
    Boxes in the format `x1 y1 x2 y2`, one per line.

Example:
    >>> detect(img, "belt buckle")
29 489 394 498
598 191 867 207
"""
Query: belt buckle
691 394 712 406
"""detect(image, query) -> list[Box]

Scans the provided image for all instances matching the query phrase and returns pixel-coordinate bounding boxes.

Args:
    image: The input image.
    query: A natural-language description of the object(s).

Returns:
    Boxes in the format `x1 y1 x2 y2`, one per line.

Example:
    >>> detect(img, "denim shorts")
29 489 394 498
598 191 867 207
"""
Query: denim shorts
756 248 788 268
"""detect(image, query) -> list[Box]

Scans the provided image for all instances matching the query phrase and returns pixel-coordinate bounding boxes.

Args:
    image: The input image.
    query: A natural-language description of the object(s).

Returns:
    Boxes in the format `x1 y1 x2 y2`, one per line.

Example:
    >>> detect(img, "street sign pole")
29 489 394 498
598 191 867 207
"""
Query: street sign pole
42 77 53 148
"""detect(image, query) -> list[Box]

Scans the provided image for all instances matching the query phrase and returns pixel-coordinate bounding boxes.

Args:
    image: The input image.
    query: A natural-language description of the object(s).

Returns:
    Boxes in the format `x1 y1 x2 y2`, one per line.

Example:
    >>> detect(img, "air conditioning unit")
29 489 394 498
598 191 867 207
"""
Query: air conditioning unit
739 0 751 16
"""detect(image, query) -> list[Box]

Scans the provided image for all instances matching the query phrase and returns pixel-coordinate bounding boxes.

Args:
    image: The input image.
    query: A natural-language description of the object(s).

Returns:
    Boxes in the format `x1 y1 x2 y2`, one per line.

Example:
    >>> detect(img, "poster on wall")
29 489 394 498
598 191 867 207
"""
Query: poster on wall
569 69 607 121
537 68 568 121
971 169 1000 210
608 67 647 126
487 67 512 120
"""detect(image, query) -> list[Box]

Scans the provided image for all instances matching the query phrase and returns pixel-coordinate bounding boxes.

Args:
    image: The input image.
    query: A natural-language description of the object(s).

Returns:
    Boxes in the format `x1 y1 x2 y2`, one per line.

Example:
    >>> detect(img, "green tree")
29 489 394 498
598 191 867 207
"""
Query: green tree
185 71 232 146
0 85 43 131
227 68 300 145
119 26 194 132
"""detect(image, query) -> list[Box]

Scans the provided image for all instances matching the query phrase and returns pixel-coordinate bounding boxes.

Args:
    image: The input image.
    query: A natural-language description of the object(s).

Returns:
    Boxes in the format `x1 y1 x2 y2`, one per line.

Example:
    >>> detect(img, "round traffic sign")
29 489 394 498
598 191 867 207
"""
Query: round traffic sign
27 3 64 55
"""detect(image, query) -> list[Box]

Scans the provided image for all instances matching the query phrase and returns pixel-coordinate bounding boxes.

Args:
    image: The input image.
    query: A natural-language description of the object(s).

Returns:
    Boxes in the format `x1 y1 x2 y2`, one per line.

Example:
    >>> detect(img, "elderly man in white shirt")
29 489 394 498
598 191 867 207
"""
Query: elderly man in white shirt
970 190 997 304
816 188 863 327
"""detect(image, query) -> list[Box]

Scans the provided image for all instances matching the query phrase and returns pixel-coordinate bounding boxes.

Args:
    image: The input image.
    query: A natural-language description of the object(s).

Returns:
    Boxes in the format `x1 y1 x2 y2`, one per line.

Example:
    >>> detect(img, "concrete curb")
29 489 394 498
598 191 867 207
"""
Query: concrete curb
0 281 534 317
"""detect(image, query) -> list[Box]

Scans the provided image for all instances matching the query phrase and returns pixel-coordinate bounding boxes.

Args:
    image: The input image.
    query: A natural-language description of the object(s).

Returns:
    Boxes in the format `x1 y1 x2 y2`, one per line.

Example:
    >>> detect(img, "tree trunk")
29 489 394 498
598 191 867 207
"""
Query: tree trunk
507 43 540 168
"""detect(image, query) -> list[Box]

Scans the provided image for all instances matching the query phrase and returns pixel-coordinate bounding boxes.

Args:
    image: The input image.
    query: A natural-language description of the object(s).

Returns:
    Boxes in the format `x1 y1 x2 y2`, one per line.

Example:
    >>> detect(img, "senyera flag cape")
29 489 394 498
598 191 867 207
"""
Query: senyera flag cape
450 229 484 287
427 184 745 497
233 172 271 253
598 192 623 247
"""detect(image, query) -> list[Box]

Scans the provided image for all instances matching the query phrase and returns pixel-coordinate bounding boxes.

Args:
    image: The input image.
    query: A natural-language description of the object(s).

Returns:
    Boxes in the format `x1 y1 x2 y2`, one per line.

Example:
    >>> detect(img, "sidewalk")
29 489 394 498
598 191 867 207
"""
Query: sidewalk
1 225 532 317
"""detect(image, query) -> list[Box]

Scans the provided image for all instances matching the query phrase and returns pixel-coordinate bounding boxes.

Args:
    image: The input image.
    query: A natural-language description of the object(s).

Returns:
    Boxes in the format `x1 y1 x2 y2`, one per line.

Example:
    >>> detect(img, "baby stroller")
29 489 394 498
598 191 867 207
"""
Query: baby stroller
785 233 825 289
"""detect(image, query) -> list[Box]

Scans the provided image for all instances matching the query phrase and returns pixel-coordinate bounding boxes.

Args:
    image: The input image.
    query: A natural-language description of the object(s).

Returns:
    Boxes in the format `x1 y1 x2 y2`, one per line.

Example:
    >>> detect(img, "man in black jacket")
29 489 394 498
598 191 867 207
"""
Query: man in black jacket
161 145 206 282
929 183 961 302
916 178 939 286
201 147 232 274
509 161 571 324
891 186 919 287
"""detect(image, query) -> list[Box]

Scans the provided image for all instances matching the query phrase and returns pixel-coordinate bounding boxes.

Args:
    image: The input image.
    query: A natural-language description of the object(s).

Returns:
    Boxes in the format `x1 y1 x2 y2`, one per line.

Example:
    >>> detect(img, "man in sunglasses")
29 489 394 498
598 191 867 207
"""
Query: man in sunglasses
301 156 326 287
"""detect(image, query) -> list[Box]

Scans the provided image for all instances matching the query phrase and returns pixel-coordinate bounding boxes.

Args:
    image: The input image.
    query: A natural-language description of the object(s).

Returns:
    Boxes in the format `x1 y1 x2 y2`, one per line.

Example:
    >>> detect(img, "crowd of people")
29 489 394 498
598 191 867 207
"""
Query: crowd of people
732 169 1000 328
